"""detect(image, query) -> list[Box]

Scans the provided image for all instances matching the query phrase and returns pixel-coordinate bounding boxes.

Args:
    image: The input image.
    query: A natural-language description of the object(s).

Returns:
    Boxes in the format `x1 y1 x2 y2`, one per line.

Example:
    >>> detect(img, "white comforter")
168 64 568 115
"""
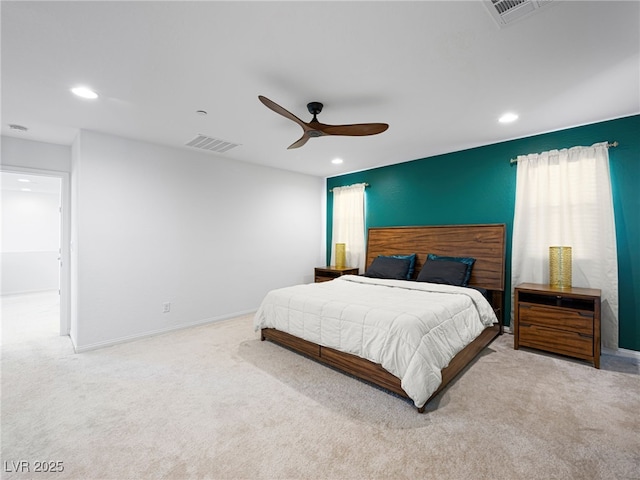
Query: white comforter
253 275 497 408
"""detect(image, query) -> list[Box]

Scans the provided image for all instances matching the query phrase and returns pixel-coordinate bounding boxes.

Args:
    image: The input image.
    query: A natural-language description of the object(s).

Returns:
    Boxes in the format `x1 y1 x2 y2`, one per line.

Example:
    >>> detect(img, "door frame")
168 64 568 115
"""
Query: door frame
1 166 71 336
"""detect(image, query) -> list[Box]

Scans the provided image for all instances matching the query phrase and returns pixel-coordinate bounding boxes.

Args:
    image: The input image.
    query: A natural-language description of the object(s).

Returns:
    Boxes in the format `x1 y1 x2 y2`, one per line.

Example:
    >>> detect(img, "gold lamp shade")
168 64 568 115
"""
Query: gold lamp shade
335 243 346 268
549 246 572 288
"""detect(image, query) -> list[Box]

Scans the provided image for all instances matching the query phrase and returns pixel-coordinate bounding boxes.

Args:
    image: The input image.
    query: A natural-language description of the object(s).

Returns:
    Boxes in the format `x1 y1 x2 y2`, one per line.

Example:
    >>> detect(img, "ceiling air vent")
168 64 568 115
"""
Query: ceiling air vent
185 135 240 154
484 0 555 27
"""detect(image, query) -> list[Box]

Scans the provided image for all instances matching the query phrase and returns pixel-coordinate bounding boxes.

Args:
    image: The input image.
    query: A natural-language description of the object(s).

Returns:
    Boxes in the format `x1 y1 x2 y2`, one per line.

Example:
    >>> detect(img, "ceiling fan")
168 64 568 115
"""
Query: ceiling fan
258 95 389 149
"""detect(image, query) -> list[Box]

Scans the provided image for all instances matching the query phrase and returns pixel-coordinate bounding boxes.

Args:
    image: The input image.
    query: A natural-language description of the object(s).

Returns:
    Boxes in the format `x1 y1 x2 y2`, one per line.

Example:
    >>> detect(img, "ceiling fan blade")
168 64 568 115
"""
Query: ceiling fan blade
260 96 389 149
287 133 311 149
319 123 389 137
259 95 308 129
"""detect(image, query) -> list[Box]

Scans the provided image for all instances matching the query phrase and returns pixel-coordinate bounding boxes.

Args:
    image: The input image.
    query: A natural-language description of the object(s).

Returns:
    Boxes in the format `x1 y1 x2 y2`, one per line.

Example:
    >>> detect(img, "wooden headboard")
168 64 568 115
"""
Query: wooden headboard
366 224 506 292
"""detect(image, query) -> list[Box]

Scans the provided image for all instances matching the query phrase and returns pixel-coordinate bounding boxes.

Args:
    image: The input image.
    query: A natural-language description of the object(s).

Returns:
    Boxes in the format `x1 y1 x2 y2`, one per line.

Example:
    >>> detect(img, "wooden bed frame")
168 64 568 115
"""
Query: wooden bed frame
261 224 506 412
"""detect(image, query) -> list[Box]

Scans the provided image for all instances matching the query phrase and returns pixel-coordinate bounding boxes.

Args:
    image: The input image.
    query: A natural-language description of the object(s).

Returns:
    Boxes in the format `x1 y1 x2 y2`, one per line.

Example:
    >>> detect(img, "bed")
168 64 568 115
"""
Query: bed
254 224 506 412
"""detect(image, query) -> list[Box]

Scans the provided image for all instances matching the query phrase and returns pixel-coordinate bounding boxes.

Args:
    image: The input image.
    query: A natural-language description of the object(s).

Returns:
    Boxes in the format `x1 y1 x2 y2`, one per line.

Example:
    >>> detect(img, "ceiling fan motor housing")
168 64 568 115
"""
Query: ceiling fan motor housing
307 102 323 115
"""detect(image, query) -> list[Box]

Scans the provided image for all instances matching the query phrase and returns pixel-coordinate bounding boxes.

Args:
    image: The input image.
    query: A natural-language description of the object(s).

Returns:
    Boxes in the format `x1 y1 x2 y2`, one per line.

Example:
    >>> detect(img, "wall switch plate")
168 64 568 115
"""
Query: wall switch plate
162 302 171 313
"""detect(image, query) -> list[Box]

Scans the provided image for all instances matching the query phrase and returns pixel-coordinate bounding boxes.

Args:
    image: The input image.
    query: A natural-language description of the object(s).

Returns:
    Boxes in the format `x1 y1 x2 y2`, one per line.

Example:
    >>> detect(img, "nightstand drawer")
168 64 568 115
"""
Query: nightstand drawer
519 303 594 335
514 283 601 368
519 323 593 357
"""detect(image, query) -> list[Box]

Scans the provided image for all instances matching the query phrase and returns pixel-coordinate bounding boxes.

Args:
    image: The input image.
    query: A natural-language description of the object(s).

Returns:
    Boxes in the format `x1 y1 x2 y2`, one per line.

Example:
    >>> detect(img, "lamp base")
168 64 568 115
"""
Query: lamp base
549 246 572 289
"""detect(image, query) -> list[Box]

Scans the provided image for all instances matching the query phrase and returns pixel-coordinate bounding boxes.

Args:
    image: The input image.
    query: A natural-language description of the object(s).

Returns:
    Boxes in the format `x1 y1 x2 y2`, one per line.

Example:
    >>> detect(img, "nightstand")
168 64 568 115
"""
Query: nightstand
314 266 359 283
514 283 601 368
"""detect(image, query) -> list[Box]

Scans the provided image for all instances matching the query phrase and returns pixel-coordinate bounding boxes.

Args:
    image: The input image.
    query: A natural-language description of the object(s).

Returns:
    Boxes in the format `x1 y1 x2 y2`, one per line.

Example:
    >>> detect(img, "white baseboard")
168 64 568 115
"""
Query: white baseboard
72 309 257 353
602 346 640 361
2 288 59 297
70 315 640 361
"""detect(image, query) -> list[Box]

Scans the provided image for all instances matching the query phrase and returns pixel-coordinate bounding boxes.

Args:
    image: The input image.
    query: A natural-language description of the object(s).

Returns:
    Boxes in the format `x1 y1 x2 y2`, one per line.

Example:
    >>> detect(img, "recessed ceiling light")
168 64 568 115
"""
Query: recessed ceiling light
498 112 519 123
332 158 344 164
18 178 31 183
21 188 32 192
71 86 98 99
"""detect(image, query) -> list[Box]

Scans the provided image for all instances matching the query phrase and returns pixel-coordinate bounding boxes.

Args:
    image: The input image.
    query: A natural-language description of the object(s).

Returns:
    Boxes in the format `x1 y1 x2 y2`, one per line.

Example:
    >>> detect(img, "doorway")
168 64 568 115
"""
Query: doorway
1 169 70 337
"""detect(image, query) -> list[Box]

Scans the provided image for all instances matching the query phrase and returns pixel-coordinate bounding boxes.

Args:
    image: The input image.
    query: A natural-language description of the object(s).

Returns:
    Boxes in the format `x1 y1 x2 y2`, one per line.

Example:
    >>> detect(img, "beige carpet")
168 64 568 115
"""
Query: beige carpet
2 292 639 480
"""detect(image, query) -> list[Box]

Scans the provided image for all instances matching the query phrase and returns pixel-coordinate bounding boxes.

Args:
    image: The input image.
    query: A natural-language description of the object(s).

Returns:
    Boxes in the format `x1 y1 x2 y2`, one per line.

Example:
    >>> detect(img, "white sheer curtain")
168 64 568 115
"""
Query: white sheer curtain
331 183 366 273
511 142 618 349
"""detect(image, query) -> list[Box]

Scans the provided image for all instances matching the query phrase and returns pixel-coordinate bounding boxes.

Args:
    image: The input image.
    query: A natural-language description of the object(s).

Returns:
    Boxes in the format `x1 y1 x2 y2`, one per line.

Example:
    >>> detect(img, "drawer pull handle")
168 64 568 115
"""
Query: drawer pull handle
520 305 531 309
578 333 593 339
578 312 594 318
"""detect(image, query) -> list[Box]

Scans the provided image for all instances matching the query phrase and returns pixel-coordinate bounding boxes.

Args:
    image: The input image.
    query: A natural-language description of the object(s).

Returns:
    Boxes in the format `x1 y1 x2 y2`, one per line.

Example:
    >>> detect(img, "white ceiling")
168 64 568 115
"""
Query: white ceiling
2 1 639 178
1 171 62 195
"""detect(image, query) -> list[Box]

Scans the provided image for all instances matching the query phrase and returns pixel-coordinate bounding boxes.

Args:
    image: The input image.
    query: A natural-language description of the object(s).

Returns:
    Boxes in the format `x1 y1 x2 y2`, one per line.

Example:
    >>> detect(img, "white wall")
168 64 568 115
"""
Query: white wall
1 189 61 294
70 136 80 344
72 130 324 350
1 136 71 172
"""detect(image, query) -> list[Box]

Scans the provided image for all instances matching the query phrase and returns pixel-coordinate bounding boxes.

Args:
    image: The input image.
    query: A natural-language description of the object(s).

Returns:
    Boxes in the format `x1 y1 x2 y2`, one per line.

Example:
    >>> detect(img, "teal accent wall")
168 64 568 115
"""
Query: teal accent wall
326 115 640 352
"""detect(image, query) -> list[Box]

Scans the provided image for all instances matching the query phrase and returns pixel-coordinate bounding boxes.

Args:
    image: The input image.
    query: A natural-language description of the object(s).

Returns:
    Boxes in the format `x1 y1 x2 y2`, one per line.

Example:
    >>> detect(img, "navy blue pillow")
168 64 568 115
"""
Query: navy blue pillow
416 260 468 286
426 254 476 286
364 256 412 280
380 253 417 279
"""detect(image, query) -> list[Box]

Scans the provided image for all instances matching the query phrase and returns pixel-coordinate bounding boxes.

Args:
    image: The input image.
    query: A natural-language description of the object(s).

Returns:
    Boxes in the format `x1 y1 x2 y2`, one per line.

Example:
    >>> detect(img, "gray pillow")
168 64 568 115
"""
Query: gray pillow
416 260 468 286
427 253 476 286
364 256 411 280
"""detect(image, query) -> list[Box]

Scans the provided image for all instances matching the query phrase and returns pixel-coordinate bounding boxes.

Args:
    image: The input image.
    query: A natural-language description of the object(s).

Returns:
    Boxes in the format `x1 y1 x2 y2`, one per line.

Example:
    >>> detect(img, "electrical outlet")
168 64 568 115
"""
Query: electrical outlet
162 302 171 313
